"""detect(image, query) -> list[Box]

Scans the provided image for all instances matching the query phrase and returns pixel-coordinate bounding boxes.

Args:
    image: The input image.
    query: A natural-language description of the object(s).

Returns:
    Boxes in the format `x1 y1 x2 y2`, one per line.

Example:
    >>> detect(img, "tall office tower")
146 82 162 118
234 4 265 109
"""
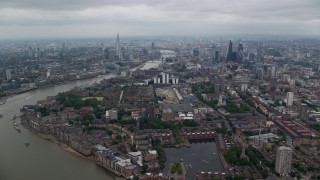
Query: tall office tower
271 65 277 78
286 92 294 106
6 69 12 80
104 48 109 60
151 42 155 50
275 146 292 176
220 76 226 92
256 41 263 62
193 46 200 60
116 33 121 61
214 83 220 94
249 52 255 61
226 40 233 61
237 44 244 63
283 64 288 72
215 51 220 61
256 68 264 80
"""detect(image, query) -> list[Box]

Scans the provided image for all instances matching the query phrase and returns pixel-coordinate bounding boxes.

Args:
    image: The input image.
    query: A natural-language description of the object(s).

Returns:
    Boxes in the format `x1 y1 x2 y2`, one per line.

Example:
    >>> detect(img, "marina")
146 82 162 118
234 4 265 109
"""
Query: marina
164 141 224 179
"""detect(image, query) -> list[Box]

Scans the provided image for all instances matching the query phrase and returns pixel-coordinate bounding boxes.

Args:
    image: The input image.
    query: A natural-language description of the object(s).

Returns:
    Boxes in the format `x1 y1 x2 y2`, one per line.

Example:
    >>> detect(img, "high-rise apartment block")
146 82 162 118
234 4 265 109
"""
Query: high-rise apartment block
6 69 12 80
275 146 292 176
286 92 294 106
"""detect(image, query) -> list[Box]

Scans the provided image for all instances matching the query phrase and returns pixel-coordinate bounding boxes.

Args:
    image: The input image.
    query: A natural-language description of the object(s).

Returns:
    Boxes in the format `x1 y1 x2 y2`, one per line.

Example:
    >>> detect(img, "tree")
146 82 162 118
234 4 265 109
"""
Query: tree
37 107 50 116
142 163 148 174
261 169 269 178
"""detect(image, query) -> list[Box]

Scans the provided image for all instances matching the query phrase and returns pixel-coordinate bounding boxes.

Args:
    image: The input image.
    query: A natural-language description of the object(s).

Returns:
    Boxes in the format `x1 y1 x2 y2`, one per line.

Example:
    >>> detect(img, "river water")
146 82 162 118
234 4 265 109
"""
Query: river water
0 61 163 180
0 74 120 180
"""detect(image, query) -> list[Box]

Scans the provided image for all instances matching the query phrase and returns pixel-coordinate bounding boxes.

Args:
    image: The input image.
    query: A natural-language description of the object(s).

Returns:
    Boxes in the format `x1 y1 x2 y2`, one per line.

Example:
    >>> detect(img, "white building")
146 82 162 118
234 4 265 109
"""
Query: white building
6 69 11 80
105 109 118 120
241 84 248 92
161 72 166 84
286 92 294 106
47 69 51 78
275 146 292 176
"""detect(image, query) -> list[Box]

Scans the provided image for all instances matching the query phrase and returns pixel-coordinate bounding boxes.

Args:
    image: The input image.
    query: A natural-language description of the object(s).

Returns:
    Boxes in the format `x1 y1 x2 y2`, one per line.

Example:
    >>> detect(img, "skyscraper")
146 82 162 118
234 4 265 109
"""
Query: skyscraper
249 52 255 61
215 51 220 61
151 42 155 50
6 69 11 80
220 76 226 92
116 33 121 61
275 146 292 176
286 92 294 106
226 40 238 62
226 40 233 61
237 44 244 63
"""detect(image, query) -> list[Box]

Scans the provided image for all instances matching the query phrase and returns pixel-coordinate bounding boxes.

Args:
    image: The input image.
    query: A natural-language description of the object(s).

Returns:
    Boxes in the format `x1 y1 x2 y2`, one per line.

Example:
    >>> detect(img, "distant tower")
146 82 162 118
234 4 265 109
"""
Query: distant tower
226 40 233 61
237 44 244 63
256 41 263 62
116 33 121 61
47 69 51 78
151 42 155 50
161 72 166 84
249 52 255 61
286 92 294 106
215 51 220 61
275 146 293 176
220 76 226 92
217 94 223 106
6 69 12 80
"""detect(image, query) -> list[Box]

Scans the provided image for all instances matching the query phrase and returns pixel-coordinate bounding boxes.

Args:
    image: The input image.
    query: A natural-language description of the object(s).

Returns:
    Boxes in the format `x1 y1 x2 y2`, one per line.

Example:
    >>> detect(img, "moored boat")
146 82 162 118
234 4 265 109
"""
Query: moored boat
14 125 21 133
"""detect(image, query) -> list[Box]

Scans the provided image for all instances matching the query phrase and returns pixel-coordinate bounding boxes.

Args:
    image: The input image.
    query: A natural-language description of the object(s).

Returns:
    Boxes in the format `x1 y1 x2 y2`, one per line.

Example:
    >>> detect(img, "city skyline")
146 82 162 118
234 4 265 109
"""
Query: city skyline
0 0 319 40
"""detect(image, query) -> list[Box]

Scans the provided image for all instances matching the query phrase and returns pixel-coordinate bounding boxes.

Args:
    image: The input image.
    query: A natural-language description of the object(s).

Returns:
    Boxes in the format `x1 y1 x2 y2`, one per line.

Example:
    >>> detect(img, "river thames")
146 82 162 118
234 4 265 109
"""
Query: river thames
0 61 163 180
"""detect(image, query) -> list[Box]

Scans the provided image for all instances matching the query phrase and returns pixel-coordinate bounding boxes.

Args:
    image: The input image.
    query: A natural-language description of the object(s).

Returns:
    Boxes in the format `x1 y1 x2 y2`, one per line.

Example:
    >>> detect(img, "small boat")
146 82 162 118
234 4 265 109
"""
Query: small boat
0 100 6 105
24 142 30 147
14 125 21 133
202 160 209 164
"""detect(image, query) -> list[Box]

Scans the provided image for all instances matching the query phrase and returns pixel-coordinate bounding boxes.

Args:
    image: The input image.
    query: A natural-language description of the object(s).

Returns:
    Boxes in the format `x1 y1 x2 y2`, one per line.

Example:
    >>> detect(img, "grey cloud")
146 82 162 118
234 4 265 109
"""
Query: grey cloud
0 0 168 10
0 0 319 39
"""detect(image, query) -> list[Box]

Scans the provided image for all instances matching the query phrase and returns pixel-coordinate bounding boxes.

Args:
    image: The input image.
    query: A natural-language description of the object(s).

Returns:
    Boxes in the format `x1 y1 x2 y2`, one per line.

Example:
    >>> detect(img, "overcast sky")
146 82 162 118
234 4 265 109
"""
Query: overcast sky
0 0 319 40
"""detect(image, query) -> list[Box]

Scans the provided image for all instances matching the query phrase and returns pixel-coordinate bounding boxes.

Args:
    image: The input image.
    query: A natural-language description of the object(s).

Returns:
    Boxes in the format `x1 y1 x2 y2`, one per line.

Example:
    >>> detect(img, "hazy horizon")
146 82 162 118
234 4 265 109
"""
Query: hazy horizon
0 0 319 40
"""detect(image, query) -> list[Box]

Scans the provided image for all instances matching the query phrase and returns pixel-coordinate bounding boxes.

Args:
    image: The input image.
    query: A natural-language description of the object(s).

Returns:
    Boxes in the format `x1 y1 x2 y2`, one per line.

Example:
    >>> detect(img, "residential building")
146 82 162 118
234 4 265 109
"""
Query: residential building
275 146 292 176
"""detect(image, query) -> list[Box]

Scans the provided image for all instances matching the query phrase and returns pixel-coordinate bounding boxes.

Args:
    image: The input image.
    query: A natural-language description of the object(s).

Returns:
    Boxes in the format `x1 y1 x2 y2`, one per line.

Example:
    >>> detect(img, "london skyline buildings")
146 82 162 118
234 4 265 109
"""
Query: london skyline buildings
116 33 121 61
0 0 319 40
